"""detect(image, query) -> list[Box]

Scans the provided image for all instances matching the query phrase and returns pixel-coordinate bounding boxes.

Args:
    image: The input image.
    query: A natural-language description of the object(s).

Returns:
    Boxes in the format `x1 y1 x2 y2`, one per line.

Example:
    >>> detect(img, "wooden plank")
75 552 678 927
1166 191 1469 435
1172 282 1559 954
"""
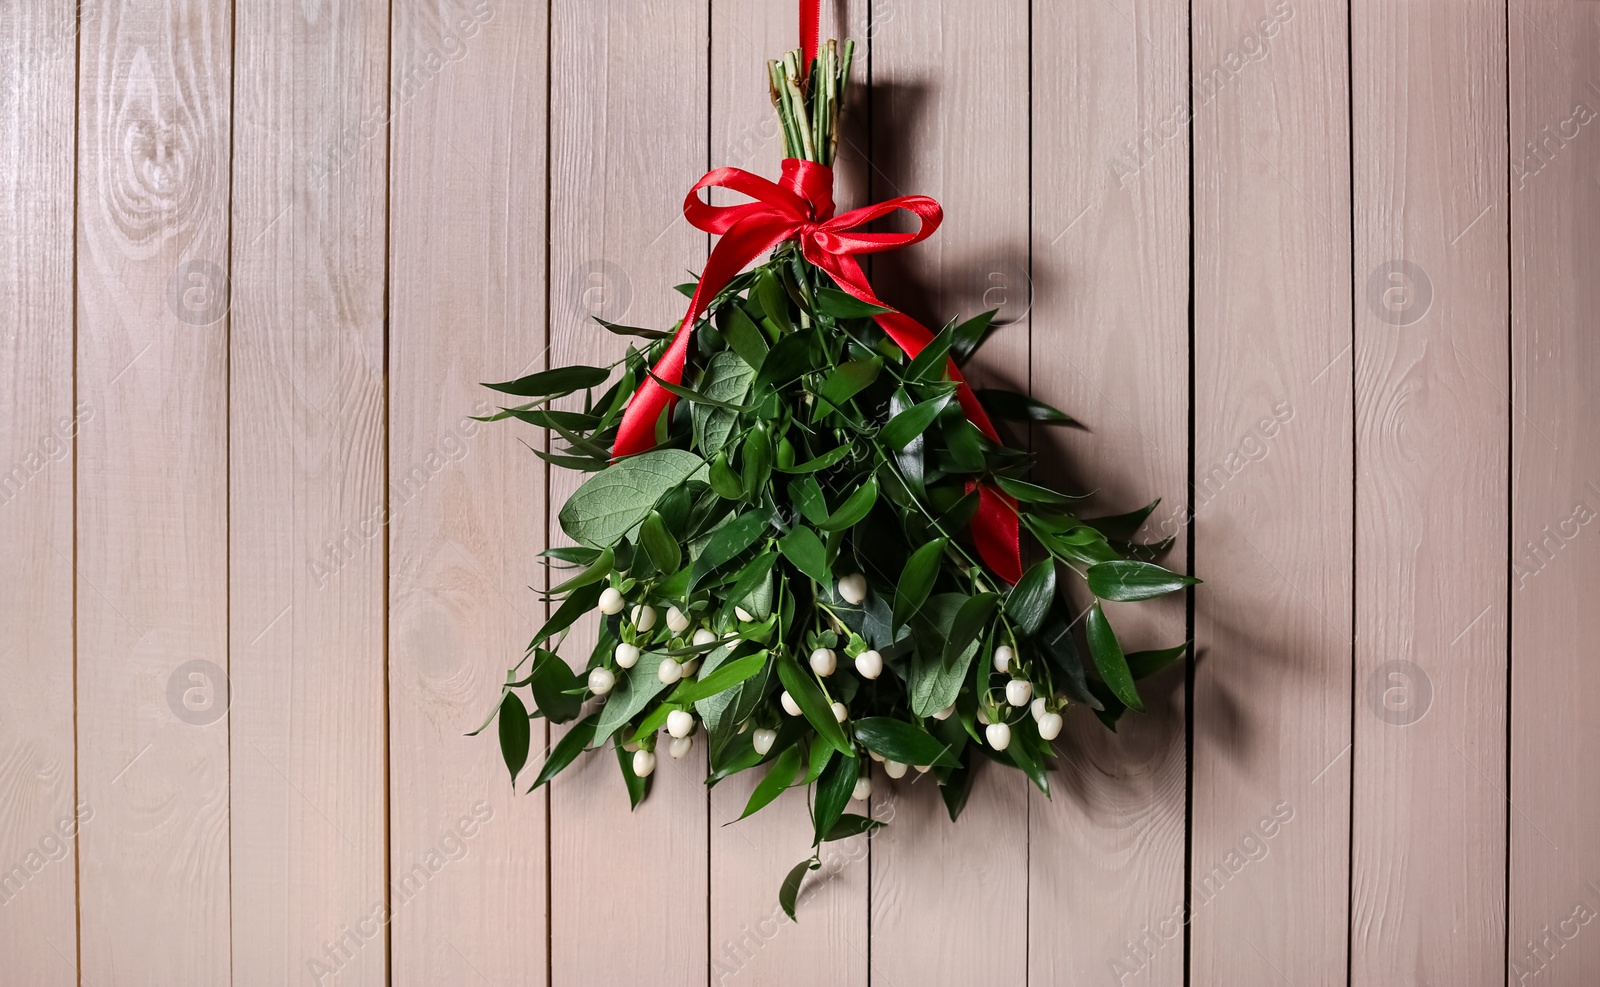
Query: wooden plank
1026 0 1191 981
1509 4 1600 984
0 2 79 982
1189 0 1354 982
545 2 709 983
74 2 232 982
228 1 389 983
866 4 1031 984
706 4 871 984
1349 1 1508 982
387 1 550 983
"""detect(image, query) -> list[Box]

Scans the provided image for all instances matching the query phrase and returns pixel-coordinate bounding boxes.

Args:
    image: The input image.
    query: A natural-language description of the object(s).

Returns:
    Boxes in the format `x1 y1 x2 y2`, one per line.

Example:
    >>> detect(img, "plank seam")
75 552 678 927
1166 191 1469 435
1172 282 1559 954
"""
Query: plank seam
382 0 397 982
72 0 85 983
1182 0 1197 981
542 2 556 984
225 0 239 982
1343 2 1357 985
1501 1 1514 983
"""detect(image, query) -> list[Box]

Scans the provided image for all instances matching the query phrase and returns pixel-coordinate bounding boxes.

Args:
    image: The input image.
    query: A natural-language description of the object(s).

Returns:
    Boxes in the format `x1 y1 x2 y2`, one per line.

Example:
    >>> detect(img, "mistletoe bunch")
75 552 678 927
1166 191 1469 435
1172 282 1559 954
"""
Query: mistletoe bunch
481 40 1195 915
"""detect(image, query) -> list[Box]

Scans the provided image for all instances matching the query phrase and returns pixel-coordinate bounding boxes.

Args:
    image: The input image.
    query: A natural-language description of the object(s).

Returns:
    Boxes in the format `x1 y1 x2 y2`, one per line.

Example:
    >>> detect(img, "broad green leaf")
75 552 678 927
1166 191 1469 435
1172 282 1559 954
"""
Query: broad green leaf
1037 606 1103 711
778 856 820 921
942 592 1000 665
880 393 954 451
776 654 851 752
813 286 893 320
941 414 986 472
645 369 751 411
1127 642 1190 680
547 546 614 594
527 713 599 791
975 388 1078 425
725 551 779 619
526 648 584 724
709 451 743 499
636 514 680 575
812 752 859 846
820 476 879 532
593 651 673 747
498 692 531 783
790 476 829 526
852 717 959 767
1085 602 1142 711
1004 558 1057 637
558 449 705 549
739 745 802 820
755 268 793 331
689 511 770 592
484 364 610 397
908 593 981 717
692 352 756 454
817 358 882 411
778 526 831 587
822 814 883 841
754 329 815 391
1086 560 1199 602
673 651 768 704
893 538 947 633
717 304 770 368
615 741 651 809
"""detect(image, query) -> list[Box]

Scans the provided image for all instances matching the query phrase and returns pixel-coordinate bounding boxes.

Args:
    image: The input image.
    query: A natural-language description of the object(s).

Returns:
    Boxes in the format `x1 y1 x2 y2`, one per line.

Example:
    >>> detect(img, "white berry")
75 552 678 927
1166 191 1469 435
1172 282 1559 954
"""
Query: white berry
976 706 991 726
993 644 1015 674
667 709 695 738
838 572 868 605
932 704 955 721
830 701 848 723
852 777 873 800
914 764 931 774
692 628 717 647
780 691 802 716
884 760 908 779
810 647 837 676
679 658 700 679
734 605 755 622
868 749 885 762
632 749 656 777
752 728 777 755
1030 696 1048 721
855 650 883 679
668 736 693 759
666 605 690 634
623 740 639 752
657 657 682 685
986 721 1012 751
587 667 615 696
614 642 641 669
598 587 625 615
1006 679 1033 707
1038 711 1063 741
631 604 657 632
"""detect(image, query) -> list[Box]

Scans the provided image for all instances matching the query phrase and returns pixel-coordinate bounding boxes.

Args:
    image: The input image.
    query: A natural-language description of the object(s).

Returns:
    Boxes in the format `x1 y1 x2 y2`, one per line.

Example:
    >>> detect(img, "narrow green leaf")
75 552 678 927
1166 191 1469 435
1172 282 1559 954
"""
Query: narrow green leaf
852 717 959 767
778 856 820 921
822 814 883 841
776 653 851 753
497 692 531 783
903 323 956 382
637 513 681 575
1004 558 1057 637
949 310 998 364
820 476 879 532
778 526 831 587
754 330 817 391
975 388 1078 425
994 475 1080 507
526 648 584 724
880 393 954 451
1085 560 1200 602
817 358 882 410
1127 642 1191 680
739 745 802 820
547 546 614 595
775 444 852 474
812 752 859 846
1083 499 1161 542
526 713 599 792
755 268 794 331
526 581 604 649
813 286 893 319
893 538 946 633
717 304 770 368
942 592 1000 665
484 364 611 397
1085 602 1142 711
616 740 652 808
595 318 672 340
673 651 768 704
709 451 743 499
689 511 770 592
740 427 773 500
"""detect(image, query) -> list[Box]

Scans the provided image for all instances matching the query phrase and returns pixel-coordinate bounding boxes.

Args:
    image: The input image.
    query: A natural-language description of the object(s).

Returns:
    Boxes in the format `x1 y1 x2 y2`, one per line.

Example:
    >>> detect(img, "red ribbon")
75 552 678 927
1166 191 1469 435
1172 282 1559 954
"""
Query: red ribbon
611 159 1022 584
799 0 819 76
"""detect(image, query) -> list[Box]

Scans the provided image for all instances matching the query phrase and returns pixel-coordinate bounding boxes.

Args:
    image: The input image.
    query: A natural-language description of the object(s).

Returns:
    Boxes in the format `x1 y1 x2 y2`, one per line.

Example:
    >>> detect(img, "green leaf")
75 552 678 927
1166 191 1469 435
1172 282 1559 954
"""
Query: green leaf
709 451 743 499
547 545 614 595
1083 500 1160 542
725 552 780 619
820 476 879 532
497 692 532 783
940 760 974 821
778 526 831 587
739 745 802 820
689 511 770 592
1086 560 1199 602
813 286 893 319
975 388 1078 425
908 594 981 717
941 414 987 472
559 449 705 549
776 653 851 752
754 328 816 391
852 717 959 767
942 592 1000 665
636 514 680 575
790 476 829 526
880 393 954 451
994 475 1079 507
817 358 883 411
484 364 611 397
615 741 651 809
1007 725 1051 796
593 651 673 747
903 323 956 383
755 268 794 331
645 369 751 411
527 713 599 792
822 814 883 841
526 581 604 648
717 304 770 368
673 651 768 704
596 318 672 340
775 443 852 474
893 537 947 633
950 310 998 364
1037 606 1103 710
692 352 757 454
778 856 820 921
1004 558 1057 637
1085 602 1142 711
812 751 859 846
740 427 773 500
1127 642 1190 680
526 648 584 724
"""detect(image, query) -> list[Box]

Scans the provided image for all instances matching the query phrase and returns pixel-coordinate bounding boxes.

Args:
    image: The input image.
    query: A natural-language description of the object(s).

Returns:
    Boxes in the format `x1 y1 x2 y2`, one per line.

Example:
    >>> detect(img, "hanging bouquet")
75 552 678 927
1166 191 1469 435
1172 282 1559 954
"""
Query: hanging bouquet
479 39 1195 915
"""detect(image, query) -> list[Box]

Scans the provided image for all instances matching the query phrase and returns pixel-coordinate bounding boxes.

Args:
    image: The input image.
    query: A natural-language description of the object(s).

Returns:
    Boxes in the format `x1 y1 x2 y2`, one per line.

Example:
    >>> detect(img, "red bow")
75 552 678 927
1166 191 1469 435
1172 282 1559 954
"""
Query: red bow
612 158 1021 584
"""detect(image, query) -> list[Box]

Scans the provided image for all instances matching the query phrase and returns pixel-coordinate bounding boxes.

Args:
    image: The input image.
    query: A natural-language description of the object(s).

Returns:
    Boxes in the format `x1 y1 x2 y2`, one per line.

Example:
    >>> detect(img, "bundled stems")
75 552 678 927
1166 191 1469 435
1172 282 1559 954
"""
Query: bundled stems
770 39 855 166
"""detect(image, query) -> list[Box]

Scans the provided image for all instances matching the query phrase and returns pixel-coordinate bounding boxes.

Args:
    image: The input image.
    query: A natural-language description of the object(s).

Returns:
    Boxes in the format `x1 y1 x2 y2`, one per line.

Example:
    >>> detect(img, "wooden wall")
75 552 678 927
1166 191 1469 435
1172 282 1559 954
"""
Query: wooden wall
0 1 1593 984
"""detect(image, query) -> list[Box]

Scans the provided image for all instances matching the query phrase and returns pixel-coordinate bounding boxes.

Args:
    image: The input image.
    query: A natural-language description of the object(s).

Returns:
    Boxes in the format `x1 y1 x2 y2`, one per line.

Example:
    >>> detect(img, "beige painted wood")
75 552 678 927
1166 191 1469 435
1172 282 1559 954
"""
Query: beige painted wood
1349 1 1508 982
1190 0 1354 983
387 2 551 984
1509 4 1600 984
706 4 871 984
74 2 232 983
228 2 390 984
1027 0 1191 981
866 4 1030 984
546 3 710 984
0 2 79 982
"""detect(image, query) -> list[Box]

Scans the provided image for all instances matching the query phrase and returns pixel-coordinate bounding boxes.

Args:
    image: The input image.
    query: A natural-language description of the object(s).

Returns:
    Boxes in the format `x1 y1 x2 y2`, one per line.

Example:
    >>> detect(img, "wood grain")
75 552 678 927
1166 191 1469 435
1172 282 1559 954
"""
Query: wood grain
1189 0 1354 982
74 2 232 982
866 3 1031 984
706 4 872 984
1027 0 1192 981
0 2 79 982
545 3 710 984
387 1 551 984
1349 0 1508 982
1509 3 1600 984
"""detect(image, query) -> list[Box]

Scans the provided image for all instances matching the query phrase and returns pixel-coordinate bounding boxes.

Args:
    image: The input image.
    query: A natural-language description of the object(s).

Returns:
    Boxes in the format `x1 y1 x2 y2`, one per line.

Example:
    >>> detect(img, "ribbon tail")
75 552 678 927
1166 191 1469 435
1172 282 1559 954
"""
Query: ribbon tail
970 481 1023 585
